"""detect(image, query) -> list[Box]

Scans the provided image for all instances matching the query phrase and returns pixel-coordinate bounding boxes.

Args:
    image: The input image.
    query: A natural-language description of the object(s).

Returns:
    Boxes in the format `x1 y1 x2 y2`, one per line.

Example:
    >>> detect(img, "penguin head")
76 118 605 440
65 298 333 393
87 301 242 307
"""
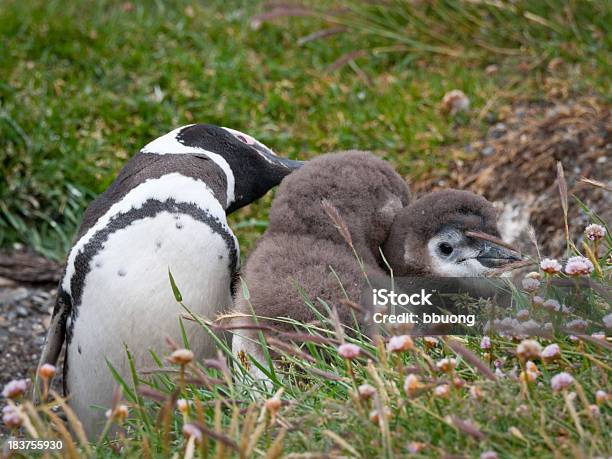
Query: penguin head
383 189 520 277
141 124 303 212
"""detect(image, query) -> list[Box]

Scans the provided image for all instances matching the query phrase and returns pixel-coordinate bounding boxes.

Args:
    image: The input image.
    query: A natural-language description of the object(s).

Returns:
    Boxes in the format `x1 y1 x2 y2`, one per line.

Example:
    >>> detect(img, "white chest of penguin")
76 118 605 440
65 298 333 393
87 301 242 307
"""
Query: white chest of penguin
66 174 237 376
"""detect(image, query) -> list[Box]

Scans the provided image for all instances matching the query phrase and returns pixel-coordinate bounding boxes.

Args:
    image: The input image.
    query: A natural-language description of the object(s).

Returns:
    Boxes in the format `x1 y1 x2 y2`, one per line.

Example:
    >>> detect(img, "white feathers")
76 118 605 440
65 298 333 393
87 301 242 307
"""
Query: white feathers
62 173 226 294
231 330 274 389
425 232 490 277
140 125 235 206
430 255 490 277
67 211 234 436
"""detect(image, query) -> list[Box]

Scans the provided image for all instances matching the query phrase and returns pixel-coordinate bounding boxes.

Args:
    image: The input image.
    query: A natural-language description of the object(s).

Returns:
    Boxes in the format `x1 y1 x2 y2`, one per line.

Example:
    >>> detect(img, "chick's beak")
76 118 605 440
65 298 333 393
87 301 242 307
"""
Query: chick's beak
475 242 521 268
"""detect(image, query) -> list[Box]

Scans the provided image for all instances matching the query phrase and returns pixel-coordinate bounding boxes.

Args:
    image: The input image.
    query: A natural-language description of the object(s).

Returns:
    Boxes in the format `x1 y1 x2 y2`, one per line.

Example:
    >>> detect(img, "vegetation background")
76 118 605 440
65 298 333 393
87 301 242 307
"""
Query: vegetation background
0 0 610 457
2 0 609 261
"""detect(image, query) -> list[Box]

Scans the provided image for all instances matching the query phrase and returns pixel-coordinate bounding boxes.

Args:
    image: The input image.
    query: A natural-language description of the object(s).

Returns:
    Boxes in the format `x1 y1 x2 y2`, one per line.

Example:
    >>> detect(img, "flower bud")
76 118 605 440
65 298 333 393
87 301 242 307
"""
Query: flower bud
182 423 203 444
403 374 423 398
595 390 608 404
168 349 194 365
516 339 541 361
433 384 450 398
177 399 189 414
541 343 561 363
265 397 282 414
337 343 360 360
38 364 57 380
387 335 414 353
470 386 484 400
2 379 27 399
436 358 457 373
550 372 573 391
2 405 21 429
358 384 376 401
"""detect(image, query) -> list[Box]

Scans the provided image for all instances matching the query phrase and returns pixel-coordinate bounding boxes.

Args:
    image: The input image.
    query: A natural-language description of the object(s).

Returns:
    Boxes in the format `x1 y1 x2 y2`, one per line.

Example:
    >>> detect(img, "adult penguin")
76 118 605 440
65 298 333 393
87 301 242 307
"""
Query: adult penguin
36 124 302 437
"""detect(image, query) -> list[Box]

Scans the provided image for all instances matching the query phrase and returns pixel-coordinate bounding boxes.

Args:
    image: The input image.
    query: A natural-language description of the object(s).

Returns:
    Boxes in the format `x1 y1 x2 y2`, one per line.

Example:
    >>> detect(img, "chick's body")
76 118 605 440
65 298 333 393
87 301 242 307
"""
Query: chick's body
232 151 410 371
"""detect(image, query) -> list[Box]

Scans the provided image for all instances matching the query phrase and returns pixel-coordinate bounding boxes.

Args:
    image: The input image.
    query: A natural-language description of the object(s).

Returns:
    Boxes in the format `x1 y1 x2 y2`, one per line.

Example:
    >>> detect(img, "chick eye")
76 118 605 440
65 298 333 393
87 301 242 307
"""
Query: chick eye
439 242 454 256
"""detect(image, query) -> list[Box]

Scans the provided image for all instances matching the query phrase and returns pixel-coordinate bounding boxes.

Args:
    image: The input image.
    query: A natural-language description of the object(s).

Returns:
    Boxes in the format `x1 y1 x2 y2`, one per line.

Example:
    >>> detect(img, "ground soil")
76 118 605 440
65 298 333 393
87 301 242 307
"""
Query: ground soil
415 98 611 257
0 251 63 413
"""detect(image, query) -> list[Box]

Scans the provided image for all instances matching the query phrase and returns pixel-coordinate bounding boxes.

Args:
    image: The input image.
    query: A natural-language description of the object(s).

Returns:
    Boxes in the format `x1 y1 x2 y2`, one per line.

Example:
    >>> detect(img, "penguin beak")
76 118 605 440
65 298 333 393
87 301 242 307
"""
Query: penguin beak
475 242 521 268
272 157 305 170
258 148 305 170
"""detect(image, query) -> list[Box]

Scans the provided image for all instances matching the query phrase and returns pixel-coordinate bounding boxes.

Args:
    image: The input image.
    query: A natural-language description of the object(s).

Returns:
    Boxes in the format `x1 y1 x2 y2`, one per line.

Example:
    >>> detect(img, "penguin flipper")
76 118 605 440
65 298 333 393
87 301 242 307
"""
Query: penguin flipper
33 288 71 403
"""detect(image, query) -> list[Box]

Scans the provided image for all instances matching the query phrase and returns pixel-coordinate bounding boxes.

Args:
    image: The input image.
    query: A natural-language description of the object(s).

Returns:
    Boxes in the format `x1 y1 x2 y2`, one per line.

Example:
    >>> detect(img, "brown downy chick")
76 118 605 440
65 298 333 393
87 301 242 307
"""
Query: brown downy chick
383 189 520 277
231 151 410 377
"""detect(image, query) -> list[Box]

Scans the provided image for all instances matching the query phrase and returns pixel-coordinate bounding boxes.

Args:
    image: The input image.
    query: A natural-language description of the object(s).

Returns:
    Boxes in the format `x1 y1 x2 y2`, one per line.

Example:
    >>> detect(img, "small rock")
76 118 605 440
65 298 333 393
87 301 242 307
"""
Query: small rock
490 123 507 139
16 306 29 318
485 64 499 75
485 112 498 124
441 90 470 115
482 146 495 156
0 277 16 288
11 287 30 303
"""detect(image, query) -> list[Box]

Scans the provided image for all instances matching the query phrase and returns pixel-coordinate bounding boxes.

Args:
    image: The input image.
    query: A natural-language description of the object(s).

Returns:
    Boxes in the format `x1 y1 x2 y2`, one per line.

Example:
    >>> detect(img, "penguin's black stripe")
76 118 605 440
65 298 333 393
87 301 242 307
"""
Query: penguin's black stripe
76 154 228 241
66 198 238 344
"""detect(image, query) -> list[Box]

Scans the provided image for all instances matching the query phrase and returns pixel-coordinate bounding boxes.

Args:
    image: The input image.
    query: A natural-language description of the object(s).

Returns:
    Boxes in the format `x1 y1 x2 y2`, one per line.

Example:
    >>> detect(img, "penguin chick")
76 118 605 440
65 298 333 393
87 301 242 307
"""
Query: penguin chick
36 124 302 437
231 151 410 378
383 189 520 277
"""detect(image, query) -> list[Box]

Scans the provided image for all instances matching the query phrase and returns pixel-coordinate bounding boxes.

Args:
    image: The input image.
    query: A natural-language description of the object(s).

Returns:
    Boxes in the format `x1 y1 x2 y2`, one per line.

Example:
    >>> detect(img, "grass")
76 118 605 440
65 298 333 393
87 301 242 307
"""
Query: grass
1 0 609 260
3 206 611 457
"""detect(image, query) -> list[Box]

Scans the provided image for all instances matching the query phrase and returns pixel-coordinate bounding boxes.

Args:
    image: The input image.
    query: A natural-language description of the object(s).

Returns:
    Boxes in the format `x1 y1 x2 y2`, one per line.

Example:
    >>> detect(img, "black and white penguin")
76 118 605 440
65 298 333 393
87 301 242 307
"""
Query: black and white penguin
231 151 411 380
36 124 302 437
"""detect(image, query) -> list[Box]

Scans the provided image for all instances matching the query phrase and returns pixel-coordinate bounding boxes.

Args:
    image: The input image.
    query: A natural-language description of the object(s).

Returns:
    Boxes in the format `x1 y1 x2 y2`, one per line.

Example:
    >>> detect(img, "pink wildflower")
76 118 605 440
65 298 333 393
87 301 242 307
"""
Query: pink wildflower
433 384 450 398
182 423 203 443
550 372 574 391
516 339 542 361
358 384 376 400
38 364 56 379
540 258 562 274
521 277 540 293
564 256 594 276
2 379 27 399
338 343 360 360
2 405 21 429
585 224 606 241
387 335 414 353
541 343 561 362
